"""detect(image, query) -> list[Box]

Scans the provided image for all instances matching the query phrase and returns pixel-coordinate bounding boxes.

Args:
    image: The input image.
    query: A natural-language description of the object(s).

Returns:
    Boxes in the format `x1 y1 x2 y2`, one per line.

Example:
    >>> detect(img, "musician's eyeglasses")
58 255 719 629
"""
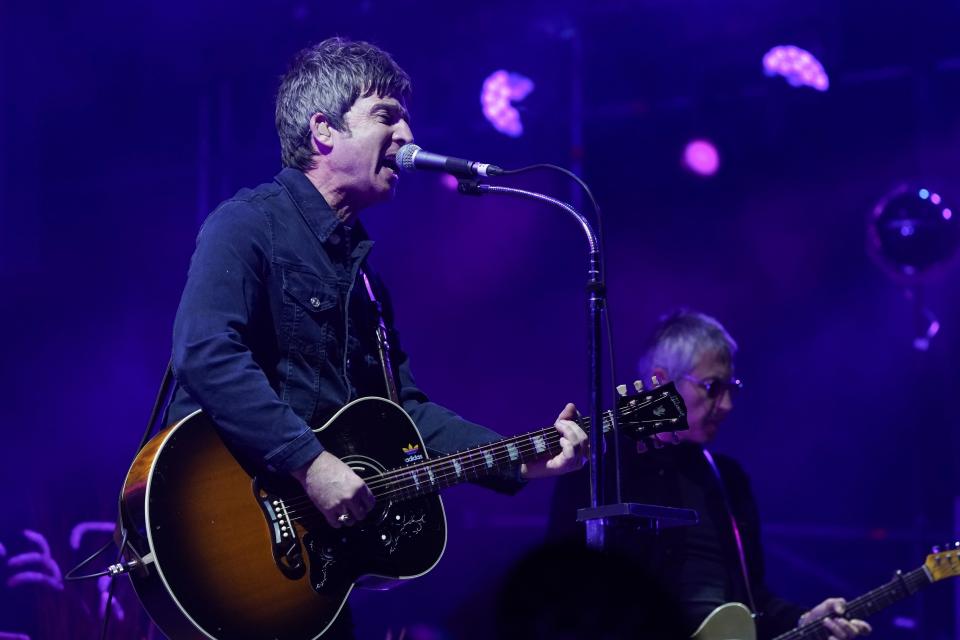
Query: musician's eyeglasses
681 374 743 399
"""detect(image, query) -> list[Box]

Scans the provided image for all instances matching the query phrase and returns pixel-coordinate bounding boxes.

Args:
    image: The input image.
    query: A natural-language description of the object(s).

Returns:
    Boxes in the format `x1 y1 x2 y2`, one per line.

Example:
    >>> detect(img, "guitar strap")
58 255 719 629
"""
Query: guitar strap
701 448 758 616
360 268 400 403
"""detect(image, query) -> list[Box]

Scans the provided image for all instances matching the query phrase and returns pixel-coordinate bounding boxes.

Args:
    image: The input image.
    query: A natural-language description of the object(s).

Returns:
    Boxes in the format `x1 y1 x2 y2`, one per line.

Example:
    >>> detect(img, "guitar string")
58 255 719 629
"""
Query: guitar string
281 412 680 519
774 567 929 640
280 428 573 520
284 432 561 513
320 398 660 494
279 406 679 517
358 399 660 490
277 401 677 516
278 402 641 515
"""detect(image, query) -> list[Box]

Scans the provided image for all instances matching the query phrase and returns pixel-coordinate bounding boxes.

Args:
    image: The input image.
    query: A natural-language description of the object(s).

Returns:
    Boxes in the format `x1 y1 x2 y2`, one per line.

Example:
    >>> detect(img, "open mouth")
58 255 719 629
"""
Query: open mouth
382 155 398 172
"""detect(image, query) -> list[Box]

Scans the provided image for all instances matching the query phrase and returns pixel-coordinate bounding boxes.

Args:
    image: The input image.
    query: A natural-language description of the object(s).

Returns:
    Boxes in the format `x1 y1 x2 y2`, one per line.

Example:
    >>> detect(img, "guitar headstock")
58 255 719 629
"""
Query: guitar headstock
614 379 688 441
926 542 960 582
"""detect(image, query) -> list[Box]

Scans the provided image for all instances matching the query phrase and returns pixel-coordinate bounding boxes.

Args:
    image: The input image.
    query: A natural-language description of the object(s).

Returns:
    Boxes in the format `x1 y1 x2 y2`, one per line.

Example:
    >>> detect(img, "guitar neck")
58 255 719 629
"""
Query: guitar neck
774 565 931 640
366 411 615 503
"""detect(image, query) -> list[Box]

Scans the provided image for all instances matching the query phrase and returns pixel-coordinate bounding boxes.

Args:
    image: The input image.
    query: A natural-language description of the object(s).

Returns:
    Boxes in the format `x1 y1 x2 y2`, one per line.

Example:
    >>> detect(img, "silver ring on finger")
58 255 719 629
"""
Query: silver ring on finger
337 513 351 523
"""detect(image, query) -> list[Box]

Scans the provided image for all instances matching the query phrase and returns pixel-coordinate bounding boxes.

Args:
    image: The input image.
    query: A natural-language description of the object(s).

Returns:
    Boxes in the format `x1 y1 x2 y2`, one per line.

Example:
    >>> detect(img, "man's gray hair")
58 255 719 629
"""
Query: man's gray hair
275 37 412 171
637 309 738 382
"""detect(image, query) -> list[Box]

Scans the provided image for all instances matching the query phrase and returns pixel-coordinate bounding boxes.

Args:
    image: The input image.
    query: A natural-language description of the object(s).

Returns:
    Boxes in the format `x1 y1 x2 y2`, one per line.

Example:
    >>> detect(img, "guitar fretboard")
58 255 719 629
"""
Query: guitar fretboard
774 566 930 640
365 410 616 502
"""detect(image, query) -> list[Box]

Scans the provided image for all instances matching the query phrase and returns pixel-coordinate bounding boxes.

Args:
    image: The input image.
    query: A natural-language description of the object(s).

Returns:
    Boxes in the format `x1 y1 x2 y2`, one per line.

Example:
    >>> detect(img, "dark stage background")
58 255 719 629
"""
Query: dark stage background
1 1 959 638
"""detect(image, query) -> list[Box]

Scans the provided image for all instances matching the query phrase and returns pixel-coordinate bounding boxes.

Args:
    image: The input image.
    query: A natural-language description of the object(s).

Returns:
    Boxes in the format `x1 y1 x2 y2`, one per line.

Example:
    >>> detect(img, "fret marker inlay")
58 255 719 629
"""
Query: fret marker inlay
533 435 546 454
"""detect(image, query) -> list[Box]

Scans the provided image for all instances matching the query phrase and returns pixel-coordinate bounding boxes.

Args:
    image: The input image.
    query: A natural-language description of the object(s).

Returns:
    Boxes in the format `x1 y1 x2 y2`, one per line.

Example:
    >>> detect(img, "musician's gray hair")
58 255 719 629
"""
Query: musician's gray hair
637 309 738 382
275 37 412 171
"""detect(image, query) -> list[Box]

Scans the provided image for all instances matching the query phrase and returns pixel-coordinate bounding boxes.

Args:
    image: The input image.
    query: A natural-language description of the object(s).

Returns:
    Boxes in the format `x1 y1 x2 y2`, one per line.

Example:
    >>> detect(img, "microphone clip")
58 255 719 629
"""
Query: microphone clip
456 178 485 196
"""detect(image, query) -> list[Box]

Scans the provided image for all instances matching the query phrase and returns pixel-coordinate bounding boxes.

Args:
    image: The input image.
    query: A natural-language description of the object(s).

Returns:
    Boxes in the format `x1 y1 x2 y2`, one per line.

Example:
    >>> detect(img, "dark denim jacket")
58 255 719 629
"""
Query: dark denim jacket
168 168 523 491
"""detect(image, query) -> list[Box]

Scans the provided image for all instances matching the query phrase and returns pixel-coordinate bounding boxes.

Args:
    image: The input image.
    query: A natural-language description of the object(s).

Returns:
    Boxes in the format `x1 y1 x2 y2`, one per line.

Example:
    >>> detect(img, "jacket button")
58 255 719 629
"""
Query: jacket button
310 296 321 308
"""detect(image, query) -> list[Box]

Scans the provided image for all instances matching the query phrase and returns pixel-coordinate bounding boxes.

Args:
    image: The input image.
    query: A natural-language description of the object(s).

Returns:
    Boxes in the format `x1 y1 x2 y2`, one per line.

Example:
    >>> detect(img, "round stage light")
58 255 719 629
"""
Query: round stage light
683 139 720 176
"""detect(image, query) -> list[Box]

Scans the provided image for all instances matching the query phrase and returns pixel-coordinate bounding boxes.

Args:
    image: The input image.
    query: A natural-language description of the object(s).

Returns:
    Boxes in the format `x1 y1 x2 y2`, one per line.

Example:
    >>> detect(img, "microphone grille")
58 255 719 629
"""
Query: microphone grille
396 144 421 171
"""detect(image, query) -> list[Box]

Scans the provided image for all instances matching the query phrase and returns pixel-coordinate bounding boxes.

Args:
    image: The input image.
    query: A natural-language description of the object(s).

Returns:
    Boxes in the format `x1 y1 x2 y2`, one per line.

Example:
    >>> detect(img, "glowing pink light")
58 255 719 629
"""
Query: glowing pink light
944 208 952 220
931 193 941 205
763 45 829 91
683 139 720 176
481 70 535 137
440 173 459 191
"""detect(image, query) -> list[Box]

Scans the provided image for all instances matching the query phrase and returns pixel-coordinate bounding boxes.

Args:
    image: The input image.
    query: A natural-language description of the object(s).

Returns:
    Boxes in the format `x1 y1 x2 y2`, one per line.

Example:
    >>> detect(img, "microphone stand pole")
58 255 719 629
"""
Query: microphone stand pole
458 180 697 551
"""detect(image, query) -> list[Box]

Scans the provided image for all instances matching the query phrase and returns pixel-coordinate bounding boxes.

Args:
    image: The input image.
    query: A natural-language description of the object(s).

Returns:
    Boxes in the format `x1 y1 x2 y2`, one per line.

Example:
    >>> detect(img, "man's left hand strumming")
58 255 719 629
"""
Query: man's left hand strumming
800 598 872 639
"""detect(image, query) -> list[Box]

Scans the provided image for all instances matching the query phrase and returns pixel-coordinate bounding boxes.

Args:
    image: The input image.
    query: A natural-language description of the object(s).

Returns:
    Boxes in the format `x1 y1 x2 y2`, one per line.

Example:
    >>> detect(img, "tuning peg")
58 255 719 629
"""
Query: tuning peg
616 384 628 397
633 380 644 392
651 375 661 388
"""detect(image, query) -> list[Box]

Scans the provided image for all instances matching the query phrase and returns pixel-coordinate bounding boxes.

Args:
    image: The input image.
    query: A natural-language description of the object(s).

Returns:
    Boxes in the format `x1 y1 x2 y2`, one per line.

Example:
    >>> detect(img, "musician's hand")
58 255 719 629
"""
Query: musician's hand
635 431 682 453
799 598 872 639
520 403 588 480
292 451 375 528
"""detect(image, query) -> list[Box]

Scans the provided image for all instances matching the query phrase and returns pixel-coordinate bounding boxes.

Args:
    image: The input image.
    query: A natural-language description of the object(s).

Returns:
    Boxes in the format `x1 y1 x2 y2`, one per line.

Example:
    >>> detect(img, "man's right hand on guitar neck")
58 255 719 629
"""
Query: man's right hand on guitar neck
292 451 376 528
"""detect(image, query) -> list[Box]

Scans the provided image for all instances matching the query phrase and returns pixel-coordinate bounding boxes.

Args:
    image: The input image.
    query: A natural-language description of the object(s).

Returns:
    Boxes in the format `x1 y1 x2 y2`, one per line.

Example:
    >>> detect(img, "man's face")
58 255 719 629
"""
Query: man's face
672 350 735 445
327 94 412 209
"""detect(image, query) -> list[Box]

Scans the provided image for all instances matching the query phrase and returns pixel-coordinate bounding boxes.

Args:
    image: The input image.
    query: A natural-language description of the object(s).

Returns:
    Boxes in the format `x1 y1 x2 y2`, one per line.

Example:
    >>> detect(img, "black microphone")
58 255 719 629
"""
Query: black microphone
395 144 503 178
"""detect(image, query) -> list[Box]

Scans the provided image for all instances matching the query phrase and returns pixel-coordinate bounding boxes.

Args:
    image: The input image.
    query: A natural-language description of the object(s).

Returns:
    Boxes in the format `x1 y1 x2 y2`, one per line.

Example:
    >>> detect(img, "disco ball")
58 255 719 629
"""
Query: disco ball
868 185 960 281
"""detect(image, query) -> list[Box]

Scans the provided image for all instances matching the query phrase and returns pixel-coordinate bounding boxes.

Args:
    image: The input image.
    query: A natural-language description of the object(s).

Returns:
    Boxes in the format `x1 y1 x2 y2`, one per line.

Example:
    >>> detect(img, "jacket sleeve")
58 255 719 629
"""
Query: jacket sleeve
171 201 323 474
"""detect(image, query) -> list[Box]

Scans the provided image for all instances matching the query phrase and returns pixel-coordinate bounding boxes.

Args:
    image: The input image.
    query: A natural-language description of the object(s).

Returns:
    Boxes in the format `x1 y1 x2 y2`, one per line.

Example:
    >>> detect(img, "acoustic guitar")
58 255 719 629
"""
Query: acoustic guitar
119 381 686 639
691 544 960 640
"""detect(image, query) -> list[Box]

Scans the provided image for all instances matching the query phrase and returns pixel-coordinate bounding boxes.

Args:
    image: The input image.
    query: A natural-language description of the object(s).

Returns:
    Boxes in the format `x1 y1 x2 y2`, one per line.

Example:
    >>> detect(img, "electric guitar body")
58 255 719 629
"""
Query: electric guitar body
690 602 755 640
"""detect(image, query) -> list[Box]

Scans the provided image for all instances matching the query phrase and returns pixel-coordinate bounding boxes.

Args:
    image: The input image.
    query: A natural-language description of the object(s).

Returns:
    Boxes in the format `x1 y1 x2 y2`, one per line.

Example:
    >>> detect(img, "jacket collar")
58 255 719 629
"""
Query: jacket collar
275 167 342 244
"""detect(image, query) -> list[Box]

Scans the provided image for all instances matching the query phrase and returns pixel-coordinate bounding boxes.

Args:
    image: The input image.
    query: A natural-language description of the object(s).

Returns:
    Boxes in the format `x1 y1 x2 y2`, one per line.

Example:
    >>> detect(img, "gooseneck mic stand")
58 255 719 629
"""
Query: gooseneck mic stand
458 179 696 550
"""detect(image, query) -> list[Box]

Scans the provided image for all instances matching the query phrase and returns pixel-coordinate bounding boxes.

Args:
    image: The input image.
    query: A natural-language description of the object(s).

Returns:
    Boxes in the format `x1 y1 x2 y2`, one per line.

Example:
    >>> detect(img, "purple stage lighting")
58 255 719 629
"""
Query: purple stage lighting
481 70 534 137
440 173 459 191
763 45 829 91
683 139 720 176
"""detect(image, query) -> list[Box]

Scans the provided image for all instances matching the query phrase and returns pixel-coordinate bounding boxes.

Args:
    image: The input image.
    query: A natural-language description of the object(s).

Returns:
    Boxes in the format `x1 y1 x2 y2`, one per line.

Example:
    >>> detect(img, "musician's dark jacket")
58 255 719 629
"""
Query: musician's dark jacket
167 167 523 492
547 442 806 639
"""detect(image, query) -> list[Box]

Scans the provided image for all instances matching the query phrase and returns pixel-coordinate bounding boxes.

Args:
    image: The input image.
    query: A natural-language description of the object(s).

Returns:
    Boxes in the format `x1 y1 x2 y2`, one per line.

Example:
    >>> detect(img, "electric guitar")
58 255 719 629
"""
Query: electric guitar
119 381 686 639
691 544 960 640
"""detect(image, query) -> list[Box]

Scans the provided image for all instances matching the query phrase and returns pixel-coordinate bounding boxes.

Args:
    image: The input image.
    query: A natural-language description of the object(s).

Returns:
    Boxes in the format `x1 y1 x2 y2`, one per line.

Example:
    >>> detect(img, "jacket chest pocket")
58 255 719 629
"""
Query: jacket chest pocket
281 267 341 356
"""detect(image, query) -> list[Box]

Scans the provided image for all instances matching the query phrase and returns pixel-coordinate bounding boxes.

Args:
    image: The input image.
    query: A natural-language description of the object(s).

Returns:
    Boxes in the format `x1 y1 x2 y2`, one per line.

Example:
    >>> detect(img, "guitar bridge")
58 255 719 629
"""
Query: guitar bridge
253 478 306 580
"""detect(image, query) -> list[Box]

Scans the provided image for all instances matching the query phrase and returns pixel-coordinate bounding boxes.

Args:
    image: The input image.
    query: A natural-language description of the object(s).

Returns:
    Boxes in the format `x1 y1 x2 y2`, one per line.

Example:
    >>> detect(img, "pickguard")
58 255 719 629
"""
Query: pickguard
300 500 431 594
